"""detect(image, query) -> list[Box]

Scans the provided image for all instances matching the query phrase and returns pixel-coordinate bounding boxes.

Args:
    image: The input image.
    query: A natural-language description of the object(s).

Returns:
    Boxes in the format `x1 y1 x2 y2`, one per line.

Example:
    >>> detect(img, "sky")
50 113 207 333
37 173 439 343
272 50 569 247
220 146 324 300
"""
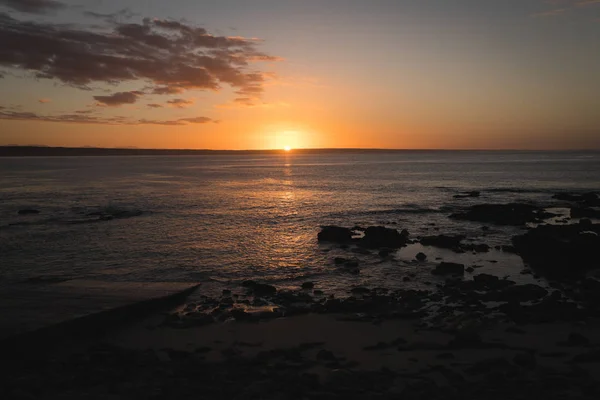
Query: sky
0 0 599 150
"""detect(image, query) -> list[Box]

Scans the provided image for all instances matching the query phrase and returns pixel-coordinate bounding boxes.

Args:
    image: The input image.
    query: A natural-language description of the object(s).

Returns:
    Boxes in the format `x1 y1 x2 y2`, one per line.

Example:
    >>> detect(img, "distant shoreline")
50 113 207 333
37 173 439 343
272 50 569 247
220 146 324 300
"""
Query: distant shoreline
0 146 597 157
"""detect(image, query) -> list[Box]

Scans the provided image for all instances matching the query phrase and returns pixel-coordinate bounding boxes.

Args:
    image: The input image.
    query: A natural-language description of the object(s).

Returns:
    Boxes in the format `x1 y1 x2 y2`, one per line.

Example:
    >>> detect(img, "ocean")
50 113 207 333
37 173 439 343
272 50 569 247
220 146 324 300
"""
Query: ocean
1 151 599 297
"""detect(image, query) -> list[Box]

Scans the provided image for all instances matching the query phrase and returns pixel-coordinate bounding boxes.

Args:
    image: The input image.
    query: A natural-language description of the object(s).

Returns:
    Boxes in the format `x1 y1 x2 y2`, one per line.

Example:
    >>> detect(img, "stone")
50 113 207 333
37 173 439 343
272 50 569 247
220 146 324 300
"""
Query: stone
242 281 277 296
416 252 427 261
465 267 475 273
571 207 600 219
432 262 465 276
450 203 555 226
361 226 408 248
301 282 315 290
512 223 600 278
318 226 353 243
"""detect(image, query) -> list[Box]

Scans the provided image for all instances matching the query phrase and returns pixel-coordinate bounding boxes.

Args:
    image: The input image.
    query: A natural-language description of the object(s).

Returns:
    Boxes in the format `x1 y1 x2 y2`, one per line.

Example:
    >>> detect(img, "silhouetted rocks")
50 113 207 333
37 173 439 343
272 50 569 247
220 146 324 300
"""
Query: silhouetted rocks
415 252 427 261
450 203 554 226
571 207 600 219
454 191 480 199
361 226 408 248
17 209 39 215
432 262 465 276
512 223 600 278
420 234 465 249
301 282 314 290
318 226 353 243
554 192 600 206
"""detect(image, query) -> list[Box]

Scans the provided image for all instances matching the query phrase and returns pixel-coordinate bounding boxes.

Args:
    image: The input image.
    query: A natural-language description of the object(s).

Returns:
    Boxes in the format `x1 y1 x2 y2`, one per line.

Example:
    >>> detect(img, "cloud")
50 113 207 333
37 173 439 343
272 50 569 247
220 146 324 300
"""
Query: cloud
166 98 194 108
0 109 214 125
0 0 66 14
147 103 163 108
83 8 136 24
93 91 142 107
533 8 567 17
150 86 185 95
0 13 279 100
38 98 50 103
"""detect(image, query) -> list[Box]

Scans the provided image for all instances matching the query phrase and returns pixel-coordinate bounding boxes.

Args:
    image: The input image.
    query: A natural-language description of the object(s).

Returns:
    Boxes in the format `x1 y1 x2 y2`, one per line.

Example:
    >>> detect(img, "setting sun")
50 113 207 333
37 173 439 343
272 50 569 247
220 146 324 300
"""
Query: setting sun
283 146 292 152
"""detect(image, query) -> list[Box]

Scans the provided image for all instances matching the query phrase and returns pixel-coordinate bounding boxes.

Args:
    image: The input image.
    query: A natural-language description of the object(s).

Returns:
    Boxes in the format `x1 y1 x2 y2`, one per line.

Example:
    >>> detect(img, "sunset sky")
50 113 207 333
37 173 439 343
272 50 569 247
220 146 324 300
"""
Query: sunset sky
0 0 599 150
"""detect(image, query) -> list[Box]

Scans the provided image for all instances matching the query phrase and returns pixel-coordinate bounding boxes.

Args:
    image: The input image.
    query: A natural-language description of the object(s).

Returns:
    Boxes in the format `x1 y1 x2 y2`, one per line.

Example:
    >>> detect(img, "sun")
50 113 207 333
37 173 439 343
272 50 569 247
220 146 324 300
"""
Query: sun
283 145 292 152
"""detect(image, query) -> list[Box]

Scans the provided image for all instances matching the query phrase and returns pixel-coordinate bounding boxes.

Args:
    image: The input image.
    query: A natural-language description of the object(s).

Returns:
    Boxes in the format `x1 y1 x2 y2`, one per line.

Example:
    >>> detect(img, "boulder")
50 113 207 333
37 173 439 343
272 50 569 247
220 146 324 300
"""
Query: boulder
242 281 277 296
512 223 600 278
571 207 600 219
318 226 353 243
420 234 465 249
360 226 407 248
553 192 600 206
450 203 554 226
432 262 465 276
415 252 427 261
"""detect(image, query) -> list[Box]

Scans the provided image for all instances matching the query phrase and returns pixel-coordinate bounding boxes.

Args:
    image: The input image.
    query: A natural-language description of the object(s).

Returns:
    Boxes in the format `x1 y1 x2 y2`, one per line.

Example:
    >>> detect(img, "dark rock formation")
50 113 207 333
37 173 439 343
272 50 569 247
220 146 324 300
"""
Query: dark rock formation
554 192 600 207
360 226 408 248
450 203 554 226
317 226 353 243
571 207 600 219
512 223 600 278
415 252 427 261
432 262 465 276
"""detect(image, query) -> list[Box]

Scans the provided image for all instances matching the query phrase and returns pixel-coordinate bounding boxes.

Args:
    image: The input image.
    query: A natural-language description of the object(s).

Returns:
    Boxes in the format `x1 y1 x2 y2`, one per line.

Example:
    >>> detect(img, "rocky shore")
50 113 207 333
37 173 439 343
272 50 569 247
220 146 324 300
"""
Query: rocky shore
3 191 600 399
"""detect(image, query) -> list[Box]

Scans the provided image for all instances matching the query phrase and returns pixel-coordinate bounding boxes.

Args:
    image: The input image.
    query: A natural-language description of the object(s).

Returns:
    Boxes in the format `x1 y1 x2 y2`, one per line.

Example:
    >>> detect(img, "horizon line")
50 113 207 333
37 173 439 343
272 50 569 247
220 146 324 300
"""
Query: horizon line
1 145 599 153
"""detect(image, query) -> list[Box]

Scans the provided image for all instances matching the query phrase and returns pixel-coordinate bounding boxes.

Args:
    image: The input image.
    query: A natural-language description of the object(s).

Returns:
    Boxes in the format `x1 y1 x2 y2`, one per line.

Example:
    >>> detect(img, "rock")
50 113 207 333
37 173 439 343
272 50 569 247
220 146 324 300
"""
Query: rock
222 289 232 296
571 207 600 219
334 257 347 265
420 234 465 249
465 267 475 273
314 290 324 295
432 262 465 276
415 252 427 261
318 226 352 243
402 276 411 282
450 203 555 226
580 218 593 227
301 282 314 290
454 191 480 199
378 248 392 257
17 209 40 215
512 223 600 278
400 229 410 238
242 281 277 296
554 192 600 206
361 226 408 248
